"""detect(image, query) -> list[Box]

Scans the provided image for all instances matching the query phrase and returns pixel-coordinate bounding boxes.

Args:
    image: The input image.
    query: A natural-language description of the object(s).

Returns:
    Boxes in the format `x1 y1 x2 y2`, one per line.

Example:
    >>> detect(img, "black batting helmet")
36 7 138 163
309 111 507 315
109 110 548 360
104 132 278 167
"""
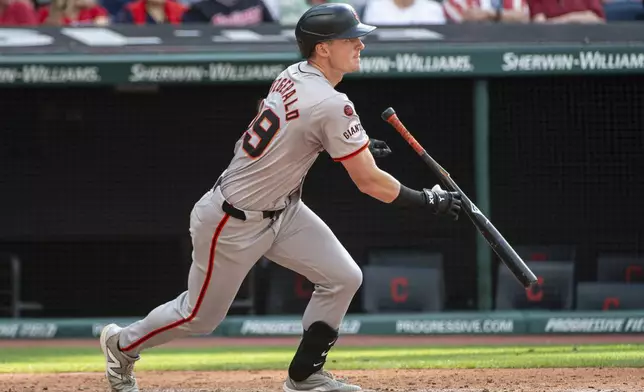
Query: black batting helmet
295 3 377 58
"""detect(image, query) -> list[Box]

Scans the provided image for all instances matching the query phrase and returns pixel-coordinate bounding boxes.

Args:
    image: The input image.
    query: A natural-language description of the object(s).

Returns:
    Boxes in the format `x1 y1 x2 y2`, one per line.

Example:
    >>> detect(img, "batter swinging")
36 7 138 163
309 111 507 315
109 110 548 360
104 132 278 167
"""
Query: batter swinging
99 3 462 392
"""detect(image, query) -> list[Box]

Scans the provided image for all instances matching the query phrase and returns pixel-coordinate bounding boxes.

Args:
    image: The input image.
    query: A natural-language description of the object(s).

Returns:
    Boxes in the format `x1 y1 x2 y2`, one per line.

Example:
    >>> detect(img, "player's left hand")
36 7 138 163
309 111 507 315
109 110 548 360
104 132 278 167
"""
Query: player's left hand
424 184 462 220
369 138 392 158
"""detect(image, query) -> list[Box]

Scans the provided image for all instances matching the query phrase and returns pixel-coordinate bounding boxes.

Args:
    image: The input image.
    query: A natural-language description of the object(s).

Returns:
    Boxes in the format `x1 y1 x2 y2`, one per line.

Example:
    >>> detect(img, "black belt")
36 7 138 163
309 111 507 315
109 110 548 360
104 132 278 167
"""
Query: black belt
222 200 283 221
214 177 284 221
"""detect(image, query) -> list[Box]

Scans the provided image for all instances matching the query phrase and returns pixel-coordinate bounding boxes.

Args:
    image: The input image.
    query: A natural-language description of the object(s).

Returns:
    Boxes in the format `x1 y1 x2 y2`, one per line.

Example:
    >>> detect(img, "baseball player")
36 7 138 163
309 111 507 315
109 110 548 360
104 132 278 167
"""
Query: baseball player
99 3 462 392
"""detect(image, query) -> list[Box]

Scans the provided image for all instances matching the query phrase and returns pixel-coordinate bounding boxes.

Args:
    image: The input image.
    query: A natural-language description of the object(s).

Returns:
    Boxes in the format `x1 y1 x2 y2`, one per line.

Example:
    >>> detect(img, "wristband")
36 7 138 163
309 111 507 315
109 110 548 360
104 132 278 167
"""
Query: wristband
391 184 427 207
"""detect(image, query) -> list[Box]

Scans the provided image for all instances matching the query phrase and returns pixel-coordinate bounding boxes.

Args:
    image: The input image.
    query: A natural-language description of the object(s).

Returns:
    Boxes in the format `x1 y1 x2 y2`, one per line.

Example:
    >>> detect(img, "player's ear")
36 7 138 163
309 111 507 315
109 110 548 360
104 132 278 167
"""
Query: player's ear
315 42 331 58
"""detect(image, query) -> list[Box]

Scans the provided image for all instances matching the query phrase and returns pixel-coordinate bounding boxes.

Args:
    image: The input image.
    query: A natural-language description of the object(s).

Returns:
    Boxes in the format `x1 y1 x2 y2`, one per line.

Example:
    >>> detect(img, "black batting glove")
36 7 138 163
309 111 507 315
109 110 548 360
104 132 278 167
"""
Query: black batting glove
422 185 462 220
369 138 392 158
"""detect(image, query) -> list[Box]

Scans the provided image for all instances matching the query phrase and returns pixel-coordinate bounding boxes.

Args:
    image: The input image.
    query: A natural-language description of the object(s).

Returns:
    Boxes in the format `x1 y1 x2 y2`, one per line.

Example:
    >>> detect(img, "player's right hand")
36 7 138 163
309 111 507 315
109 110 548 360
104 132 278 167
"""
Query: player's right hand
369 138 392 158
422 185 462 220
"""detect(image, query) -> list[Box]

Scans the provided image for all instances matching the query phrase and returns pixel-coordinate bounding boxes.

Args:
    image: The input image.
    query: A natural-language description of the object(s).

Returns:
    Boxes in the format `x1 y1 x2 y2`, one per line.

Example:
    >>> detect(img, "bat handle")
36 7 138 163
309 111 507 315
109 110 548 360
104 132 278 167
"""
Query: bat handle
381 107 425 156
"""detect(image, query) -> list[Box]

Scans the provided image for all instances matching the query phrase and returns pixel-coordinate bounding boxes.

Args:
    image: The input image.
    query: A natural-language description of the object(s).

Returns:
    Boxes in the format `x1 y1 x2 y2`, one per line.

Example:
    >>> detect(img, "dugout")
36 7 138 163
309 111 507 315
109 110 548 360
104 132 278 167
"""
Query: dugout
1 24 643 317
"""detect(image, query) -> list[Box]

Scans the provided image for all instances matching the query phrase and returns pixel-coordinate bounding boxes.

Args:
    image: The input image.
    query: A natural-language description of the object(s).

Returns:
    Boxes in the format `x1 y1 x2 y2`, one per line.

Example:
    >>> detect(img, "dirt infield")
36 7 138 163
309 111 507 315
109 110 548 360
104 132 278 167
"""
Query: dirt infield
3 335 644 392
3 368 644 392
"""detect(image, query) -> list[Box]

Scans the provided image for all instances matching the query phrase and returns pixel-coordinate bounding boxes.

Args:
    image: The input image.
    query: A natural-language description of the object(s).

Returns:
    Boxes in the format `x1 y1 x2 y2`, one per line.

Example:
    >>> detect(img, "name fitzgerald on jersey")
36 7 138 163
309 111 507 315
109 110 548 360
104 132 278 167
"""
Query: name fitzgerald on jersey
268 77 299 121
343 122 364 140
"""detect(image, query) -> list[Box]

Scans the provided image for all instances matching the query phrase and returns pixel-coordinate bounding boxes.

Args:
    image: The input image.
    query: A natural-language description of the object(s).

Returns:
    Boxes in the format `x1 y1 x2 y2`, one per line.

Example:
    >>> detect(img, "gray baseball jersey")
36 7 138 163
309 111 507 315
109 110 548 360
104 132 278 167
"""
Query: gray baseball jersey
219 61 370 211
117 60 367 355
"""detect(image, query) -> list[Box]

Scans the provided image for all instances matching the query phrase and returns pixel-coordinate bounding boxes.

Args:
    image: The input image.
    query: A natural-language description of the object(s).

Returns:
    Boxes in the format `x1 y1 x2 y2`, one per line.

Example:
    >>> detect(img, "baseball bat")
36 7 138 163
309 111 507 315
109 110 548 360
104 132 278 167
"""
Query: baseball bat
381 107 538 289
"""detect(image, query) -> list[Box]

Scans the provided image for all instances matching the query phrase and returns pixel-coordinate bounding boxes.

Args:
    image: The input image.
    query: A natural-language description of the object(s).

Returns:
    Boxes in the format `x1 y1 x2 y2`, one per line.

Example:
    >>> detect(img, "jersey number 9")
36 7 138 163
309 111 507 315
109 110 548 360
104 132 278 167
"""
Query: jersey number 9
242 109 281 159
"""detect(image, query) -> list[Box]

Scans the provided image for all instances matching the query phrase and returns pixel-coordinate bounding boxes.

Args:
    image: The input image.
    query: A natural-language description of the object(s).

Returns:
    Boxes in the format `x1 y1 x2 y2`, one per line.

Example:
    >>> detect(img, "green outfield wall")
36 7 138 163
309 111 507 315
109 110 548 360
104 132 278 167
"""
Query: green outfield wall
2 25 644 84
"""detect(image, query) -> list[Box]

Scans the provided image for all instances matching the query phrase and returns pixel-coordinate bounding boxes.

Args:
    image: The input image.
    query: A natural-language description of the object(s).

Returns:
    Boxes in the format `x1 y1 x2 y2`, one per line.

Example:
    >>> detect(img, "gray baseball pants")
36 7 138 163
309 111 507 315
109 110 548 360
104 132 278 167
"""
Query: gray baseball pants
117 185 362 355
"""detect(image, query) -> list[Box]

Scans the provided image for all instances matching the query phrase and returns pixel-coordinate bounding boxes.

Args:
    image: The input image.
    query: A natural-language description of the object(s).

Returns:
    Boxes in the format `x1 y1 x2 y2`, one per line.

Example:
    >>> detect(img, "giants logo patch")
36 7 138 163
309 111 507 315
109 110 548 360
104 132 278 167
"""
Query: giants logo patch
343 121 364 140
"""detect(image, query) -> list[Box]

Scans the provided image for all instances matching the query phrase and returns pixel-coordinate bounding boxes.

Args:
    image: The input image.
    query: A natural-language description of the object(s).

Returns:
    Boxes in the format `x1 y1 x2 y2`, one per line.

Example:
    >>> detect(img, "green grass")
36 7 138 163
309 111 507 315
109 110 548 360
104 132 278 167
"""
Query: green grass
1 344 644 373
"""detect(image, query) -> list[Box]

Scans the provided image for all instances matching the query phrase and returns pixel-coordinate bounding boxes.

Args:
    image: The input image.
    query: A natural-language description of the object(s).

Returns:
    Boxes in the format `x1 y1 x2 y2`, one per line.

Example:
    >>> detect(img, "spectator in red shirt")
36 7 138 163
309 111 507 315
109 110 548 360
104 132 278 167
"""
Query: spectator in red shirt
39 0 110 25
181 0 274 25
0 0 37 25
115 0 186 24
444 0 530 23
527 0 606 21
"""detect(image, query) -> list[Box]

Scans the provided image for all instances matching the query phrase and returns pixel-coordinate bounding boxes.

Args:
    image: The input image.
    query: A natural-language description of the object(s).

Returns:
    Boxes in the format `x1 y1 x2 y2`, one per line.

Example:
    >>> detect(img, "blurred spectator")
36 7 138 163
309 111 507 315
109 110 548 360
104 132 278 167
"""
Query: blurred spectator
602 0 644 20
0 0 38 24
444 0 530 22
38 0 110 24
279 0 326 25
362 0 446 25
261 0 279 19
528 0 606 21
181 0 274 24
102 0 129 16
115 0 186 23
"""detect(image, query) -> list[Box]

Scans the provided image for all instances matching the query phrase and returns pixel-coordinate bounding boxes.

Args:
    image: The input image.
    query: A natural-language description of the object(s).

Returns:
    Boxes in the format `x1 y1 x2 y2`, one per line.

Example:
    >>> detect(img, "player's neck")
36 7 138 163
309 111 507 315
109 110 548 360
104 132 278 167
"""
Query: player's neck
307 60 343 87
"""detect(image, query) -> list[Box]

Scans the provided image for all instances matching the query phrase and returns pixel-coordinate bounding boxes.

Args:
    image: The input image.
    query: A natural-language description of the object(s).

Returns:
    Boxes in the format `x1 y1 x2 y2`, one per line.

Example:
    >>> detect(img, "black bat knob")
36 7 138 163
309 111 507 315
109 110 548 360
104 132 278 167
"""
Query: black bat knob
381 107 396 121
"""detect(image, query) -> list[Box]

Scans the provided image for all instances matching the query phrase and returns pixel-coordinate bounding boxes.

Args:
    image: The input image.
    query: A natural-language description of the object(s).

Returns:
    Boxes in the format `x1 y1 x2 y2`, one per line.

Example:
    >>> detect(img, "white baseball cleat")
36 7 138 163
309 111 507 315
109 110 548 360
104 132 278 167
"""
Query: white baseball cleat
99 323 140 392
283 370 362 392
